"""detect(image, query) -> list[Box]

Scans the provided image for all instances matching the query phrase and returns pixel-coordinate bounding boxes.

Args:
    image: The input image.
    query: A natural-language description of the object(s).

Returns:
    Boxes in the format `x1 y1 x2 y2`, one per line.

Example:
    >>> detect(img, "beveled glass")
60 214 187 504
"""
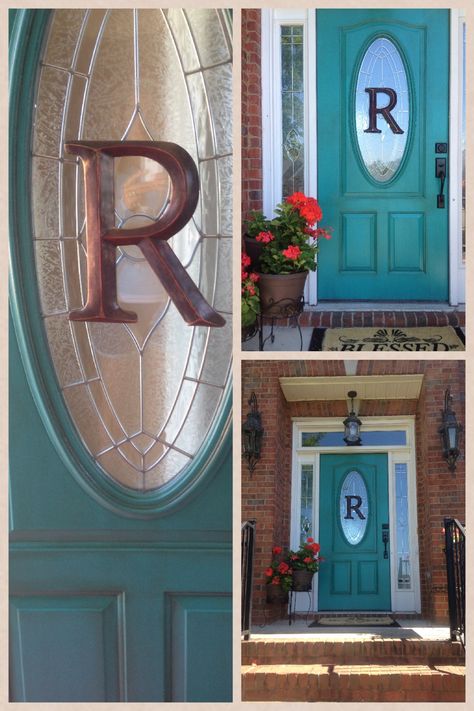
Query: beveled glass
355 37 409 182
340 470 368 545
31 9 232 491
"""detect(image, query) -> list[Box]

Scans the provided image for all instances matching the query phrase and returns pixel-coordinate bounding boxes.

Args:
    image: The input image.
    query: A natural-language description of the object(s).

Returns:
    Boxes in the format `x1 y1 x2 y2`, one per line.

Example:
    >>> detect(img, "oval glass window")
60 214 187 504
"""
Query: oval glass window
355 37 409 182
31 9 232 491
340 470 368 545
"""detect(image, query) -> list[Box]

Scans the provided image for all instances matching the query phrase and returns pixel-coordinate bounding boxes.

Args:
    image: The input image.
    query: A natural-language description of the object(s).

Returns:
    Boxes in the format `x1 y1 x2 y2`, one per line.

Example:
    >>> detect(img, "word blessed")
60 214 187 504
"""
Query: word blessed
341 342 454 352
66 141 224 327
327 328 463 352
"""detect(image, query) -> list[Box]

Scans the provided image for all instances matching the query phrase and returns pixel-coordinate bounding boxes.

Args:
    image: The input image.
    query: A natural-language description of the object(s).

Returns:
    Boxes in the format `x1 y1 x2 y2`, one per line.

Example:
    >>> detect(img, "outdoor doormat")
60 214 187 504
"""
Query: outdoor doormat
309 326 465 352
309 615 399 628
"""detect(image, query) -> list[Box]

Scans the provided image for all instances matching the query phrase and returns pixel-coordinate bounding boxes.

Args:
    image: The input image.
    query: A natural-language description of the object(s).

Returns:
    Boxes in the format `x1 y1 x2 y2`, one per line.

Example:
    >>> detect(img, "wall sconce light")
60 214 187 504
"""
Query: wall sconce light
343 390 362 446
440 389 462 472
242 392 264 473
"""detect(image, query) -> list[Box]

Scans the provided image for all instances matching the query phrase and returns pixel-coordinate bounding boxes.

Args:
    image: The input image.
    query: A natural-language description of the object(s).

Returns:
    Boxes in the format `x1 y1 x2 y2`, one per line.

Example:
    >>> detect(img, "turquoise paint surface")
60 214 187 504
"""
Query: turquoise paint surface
317 9 449 300
9 10 232 702
319 453 390 610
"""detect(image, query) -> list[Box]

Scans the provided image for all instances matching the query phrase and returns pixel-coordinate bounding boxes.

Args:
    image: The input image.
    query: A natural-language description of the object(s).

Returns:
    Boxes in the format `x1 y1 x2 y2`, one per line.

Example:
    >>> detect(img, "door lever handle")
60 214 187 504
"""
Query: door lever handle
382 523 389 559
435 158 446 208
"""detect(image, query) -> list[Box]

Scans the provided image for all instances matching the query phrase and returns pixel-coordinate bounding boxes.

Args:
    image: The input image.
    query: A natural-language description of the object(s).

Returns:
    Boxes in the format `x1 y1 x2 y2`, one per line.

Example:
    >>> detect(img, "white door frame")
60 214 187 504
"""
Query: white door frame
261 9 465 306
291 417 421 613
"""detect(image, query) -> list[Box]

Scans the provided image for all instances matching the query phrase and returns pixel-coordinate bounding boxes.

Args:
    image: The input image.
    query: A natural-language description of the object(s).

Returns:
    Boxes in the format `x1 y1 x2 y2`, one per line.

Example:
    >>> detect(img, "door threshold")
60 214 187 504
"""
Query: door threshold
310 302 464 312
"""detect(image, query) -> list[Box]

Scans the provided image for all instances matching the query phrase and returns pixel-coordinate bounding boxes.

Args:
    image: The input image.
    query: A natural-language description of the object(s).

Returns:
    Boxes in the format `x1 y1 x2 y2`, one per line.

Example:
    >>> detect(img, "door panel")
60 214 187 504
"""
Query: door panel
319 453 390 610
317 10 449 300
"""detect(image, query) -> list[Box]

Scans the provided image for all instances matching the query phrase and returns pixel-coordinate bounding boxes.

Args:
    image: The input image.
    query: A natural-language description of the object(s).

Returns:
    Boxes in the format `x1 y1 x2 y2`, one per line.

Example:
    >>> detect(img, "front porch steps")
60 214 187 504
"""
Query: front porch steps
300 309 465 328
242 638 465 702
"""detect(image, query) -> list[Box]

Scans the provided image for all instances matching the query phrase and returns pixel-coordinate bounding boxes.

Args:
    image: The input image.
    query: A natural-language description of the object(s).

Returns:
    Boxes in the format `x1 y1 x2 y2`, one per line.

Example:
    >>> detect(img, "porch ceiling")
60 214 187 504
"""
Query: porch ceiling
279 375 424 402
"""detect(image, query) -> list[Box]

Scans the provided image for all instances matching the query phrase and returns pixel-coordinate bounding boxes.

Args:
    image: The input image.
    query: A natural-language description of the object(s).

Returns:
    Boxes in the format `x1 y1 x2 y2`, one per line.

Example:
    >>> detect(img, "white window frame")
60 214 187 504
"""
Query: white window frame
449 9 466 305
262 9 465 306
291 417 421 613
261 9 317 305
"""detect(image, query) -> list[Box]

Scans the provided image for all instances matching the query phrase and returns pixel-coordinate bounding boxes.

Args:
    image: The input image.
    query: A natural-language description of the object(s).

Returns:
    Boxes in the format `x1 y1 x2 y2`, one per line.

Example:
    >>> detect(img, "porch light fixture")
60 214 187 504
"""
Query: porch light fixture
440 389 462 472
242 391 264 473
343 391 362 446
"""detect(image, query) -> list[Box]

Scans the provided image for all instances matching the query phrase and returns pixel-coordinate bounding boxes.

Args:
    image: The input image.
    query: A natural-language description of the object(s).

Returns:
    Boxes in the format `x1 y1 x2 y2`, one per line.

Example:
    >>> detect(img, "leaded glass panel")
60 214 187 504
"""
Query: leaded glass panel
300 464 313 543
340 470 368 545
395 463 411 589
31 9 232 491
281 25 304 197
355 37 409 182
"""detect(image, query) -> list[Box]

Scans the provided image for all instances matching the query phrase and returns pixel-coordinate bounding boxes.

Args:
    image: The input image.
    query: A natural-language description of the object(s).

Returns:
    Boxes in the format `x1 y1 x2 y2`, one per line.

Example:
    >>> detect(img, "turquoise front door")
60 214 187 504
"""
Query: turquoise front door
319 453 391 611
9 10 232 702
317 10 449 301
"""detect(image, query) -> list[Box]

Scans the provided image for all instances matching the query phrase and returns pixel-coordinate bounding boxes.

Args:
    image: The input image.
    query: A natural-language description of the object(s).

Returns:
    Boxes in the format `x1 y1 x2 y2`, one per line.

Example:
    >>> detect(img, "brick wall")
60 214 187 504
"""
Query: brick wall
241 9 263 230
242 360 465 624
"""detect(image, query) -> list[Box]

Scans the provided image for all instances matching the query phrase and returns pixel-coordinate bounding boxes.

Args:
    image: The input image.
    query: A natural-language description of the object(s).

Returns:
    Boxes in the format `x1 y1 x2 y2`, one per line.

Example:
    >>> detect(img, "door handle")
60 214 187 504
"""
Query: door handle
435 158 446 208
382 523 389 559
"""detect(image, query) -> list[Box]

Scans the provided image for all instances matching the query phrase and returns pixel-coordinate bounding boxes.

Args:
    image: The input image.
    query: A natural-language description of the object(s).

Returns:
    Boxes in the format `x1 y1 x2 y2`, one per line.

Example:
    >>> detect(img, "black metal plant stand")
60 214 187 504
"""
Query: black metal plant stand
288 588 313 626
258 295 304 351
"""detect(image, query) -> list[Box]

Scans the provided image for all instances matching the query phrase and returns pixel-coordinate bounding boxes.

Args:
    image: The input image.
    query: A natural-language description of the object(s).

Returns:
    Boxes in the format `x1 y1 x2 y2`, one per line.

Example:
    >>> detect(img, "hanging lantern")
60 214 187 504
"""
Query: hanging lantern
343 390 362 446
440 389 462 471
242 392 264 473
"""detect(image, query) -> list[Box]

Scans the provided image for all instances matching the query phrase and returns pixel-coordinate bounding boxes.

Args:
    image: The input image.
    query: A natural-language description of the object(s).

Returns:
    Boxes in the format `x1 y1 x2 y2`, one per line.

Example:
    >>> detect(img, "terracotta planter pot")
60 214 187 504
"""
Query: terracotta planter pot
266 584 289 604
292 569 314 592
243 234 264 271
258 271 308 317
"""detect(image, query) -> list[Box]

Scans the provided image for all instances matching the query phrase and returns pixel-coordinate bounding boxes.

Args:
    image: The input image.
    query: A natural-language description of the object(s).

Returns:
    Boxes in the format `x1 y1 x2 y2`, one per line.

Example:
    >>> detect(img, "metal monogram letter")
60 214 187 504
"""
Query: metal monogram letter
364 88 404 135
344 495 366 520
66 141 225 327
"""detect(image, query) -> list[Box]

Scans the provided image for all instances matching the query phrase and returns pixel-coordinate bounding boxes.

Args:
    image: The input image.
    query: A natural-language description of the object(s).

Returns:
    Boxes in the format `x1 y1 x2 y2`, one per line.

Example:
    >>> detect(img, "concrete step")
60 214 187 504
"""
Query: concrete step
242 638 465 666
242 662 465 702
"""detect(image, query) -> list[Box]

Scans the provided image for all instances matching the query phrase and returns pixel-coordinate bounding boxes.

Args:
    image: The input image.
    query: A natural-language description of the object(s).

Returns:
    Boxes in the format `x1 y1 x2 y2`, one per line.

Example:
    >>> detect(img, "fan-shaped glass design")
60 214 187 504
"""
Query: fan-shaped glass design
31 9 232 491
355 37 409 182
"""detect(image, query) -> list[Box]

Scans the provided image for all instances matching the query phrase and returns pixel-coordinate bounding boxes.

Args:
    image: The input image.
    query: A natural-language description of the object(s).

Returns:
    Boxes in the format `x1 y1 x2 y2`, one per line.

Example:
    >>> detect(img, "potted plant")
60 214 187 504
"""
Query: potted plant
244 193 332 315
289 537 322 591
241 252 260 338
264 546 293 603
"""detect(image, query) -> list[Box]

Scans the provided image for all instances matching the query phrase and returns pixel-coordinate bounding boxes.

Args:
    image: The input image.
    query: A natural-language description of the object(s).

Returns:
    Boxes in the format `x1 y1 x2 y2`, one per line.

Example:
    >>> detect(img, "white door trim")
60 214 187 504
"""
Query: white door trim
291 417 421 613
261 9 465 306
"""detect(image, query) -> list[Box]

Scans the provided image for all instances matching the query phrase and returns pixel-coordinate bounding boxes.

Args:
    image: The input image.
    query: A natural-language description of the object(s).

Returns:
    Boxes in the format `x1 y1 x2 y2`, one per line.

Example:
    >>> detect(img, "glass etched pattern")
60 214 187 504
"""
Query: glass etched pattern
340 470 368 545
355 37 409 182
395 463 411 589
31 9 232 491
300 464 313 544
281 25 304 197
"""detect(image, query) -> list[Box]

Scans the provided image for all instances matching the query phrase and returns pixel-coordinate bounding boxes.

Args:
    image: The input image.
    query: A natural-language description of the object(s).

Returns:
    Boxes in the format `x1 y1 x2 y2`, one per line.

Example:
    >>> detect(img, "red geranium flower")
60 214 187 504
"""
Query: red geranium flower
271 576 281 585
285 191 307 208
311 543 321 553
255 230 275 244
242 252 251 268
272 546 282 555
249 272 259 282
278 561 290 574
306 537 314 543
265 567 274 577
303 557 313 564
282 245 302 260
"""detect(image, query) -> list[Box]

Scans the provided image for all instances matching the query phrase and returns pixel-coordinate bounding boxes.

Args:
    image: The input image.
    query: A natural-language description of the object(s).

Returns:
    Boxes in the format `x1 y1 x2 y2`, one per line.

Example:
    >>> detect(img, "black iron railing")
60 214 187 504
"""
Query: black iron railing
444 517 465 647
241 520 256 640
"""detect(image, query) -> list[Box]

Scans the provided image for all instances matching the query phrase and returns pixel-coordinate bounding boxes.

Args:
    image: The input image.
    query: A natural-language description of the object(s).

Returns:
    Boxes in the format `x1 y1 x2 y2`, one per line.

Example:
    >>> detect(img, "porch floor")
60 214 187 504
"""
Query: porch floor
249 617 451 641
242 304 465 351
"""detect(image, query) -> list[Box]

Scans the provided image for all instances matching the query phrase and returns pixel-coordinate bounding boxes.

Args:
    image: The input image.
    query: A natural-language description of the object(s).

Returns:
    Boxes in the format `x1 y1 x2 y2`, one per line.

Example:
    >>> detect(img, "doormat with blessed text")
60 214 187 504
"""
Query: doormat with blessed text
309 326 465 352
309 615 399 628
